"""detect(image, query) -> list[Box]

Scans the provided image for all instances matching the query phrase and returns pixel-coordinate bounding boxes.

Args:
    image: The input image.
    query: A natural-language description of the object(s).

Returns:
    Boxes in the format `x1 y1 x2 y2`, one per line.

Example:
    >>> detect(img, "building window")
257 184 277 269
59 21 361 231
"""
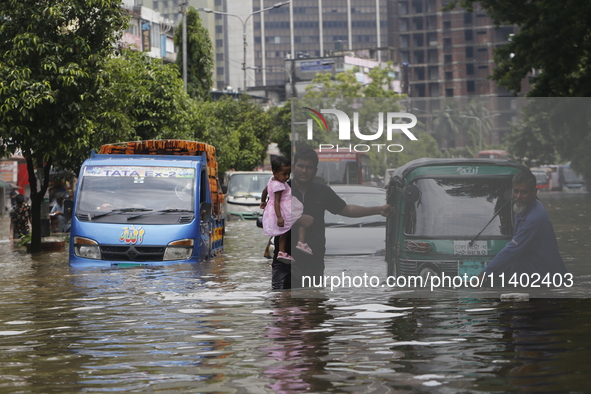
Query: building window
217 67 224 75
445 88 454 97
466 63 474 75
216 53 224 61
466 46 474 58
467 80 475 92
414 67 425 80
444 54 452 63
464 12 473 24
465 30 473 41
445 71 453 80
429 66 438 80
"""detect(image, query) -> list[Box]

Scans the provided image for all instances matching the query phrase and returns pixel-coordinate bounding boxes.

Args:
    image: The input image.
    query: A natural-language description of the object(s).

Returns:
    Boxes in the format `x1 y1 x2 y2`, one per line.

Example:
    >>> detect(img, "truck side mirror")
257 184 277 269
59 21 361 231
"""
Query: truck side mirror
221 185 228 194
200 202 212 220
401 184 420 204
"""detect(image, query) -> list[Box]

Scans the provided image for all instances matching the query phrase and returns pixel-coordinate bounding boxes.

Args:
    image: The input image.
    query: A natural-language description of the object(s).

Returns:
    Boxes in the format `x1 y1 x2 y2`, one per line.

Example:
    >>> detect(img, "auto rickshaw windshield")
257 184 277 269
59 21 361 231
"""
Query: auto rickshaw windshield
404 177 514 237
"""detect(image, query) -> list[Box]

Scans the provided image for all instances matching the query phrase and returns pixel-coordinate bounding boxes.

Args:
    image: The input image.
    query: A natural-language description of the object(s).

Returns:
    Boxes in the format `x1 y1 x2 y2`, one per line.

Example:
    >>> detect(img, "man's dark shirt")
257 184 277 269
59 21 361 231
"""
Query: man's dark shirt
271 180 346 290
483 199 567 276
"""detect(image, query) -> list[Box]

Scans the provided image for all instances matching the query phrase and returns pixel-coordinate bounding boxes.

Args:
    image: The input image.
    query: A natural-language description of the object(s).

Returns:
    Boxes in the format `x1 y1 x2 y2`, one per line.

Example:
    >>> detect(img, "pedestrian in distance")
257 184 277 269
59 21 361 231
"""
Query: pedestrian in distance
478 169 567 281
272 148 392 290
9 194 31 241
50 193 71 233
261 155 313 264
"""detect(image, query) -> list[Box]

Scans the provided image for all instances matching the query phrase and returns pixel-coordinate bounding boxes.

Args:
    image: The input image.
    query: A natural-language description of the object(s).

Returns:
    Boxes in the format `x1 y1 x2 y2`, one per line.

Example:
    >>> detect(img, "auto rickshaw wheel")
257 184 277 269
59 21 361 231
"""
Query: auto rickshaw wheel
418 264 440 281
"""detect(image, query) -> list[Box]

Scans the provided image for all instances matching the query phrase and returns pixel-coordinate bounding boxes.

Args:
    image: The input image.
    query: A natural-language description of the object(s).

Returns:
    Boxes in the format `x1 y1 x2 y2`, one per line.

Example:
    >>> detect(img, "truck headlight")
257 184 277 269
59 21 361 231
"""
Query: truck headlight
163 239 194 261
74 236 101 260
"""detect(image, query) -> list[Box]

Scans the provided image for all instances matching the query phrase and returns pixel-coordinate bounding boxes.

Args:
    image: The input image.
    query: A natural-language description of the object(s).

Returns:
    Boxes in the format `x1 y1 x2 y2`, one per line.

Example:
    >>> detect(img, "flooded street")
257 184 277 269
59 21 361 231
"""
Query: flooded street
1 192 590 392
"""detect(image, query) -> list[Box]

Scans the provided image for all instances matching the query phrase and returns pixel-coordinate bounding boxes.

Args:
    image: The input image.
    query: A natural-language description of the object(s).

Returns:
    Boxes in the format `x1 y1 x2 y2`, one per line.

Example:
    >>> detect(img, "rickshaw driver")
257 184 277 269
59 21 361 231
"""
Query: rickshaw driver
478 169 567 283
271 148 392 290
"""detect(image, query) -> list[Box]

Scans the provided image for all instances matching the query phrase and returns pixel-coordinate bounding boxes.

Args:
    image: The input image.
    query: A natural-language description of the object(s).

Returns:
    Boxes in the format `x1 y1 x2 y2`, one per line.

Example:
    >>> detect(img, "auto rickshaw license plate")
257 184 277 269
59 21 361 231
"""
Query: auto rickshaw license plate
453 240 487 255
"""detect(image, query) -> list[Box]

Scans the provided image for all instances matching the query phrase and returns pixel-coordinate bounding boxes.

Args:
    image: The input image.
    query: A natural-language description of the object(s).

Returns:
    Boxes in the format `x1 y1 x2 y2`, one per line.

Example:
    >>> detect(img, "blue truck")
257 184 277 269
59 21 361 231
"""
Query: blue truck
69 140 224 267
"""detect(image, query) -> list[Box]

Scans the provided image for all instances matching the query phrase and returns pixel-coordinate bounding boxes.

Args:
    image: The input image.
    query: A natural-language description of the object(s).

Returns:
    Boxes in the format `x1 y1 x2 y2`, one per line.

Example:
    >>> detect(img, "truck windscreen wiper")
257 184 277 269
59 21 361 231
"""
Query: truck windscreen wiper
92 208 153 220
127 209 194 221
325 221 386 228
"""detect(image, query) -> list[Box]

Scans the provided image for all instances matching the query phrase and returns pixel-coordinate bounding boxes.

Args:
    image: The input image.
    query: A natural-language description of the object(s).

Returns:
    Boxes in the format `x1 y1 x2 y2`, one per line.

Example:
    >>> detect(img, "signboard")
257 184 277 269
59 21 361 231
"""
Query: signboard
300 60 333 72
453 240 487 255
318 152 357 162
83 166 195 178
141 19 151 52
0 160 17 184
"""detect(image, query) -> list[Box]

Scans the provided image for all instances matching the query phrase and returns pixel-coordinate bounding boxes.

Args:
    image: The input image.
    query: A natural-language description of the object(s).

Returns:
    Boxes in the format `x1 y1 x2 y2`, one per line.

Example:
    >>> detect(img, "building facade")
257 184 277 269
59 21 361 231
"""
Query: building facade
389 0 518 99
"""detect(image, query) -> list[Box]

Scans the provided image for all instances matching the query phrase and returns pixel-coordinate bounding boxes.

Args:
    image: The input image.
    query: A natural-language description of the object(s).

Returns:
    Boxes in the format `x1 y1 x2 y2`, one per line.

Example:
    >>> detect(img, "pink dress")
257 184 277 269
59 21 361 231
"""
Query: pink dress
262 179 303 237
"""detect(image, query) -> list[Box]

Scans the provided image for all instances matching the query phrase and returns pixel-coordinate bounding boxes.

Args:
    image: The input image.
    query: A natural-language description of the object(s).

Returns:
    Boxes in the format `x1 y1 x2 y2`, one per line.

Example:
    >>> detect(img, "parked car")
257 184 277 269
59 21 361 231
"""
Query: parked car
324 185 387 256
259 185 387 258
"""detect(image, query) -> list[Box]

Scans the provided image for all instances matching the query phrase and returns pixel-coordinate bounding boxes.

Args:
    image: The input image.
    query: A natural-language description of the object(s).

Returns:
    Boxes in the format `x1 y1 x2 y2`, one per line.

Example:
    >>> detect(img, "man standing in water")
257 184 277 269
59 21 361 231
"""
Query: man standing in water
271 148 391 290
480 169 567 279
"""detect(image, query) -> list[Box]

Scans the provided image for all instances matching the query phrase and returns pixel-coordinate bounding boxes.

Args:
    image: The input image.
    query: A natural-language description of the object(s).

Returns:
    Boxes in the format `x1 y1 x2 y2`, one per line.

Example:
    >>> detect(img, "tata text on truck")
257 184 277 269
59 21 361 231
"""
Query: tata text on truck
385 158 527 280
69 140 224 267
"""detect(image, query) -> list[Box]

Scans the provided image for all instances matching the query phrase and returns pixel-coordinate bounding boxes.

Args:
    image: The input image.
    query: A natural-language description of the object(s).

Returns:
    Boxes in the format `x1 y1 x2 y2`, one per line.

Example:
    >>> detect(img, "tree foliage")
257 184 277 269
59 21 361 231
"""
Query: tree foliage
57 50 197 173
174 7 214 101
192 96 274 174
447 1 591 178
448 0 591 97
0 0 127 252
267 100 293 161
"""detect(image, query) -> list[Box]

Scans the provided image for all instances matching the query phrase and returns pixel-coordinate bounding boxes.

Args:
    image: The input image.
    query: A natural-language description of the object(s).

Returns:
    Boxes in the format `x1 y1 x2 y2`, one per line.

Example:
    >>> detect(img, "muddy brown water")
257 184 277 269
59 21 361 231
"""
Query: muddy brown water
0 191 590 393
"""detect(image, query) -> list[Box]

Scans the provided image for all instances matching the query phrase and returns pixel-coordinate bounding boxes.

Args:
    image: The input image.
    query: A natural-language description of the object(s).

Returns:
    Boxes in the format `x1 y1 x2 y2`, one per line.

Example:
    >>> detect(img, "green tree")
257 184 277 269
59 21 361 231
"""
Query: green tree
302 68 442 177
174 7 214 101
57 49 197 173
0 0 127 252
448 0 591 97
447 1 591 177
193 95 273 174
267 100 293 161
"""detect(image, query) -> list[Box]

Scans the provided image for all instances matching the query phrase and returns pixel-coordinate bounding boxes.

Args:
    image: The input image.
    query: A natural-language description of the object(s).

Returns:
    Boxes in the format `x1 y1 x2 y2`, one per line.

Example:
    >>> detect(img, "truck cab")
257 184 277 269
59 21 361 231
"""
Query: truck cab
69 141 224 267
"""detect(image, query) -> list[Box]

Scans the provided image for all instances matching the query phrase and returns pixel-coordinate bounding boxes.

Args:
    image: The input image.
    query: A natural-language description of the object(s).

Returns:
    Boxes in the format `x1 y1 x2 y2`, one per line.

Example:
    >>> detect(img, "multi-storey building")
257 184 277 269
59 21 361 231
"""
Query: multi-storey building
389 0 518 99
120 0 178 63
209 0 390 99
388 0 527 146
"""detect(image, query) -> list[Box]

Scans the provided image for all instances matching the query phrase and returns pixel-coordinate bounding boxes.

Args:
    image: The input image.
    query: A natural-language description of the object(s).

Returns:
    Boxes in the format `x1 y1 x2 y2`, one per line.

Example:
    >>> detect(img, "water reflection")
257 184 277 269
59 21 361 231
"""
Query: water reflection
0 192 590 392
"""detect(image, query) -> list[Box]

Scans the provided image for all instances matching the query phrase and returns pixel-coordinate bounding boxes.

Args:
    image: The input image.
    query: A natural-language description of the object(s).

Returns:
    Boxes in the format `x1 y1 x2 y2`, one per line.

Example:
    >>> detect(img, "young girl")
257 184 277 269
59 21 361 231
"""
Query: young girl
260 156 313 263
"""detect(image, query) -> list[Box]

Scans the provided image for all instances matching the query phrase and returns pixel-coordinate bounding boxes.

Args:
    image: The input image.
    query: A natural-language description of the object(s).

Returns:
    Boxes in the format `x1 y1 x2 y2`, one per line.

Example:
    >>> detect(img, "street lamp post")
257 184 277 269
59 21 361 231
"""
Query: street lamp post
180 1 188 90
198 1 290 92
461 113 500 151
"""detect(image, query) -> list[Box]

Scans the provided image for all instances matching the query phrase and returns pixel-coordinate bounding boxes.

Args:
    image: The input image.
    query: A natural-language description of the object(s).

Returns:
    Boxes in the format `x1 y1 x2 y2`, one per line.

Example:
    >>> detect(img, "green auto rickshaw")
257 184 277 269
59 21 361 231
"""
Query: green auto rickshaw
385 158 528 280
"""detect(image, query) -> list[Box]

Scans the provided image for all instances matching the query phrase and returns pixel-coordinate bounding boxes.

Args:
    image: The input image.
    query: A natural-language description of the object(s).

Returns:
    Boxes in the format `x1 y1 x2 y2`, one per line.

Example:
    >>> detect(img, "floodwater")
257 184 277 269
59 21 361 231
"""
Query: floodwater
1 191 590 393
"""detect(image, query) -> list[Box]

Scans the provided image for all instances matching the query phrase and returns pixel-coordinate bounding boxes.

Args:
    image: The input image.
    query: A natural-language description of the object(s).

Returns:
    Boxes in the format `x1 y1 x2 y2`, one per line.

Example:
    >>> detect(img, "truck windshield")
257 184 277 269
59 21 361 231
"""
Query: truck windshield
77 166 195 220
227 173 271 197
405 177 513 237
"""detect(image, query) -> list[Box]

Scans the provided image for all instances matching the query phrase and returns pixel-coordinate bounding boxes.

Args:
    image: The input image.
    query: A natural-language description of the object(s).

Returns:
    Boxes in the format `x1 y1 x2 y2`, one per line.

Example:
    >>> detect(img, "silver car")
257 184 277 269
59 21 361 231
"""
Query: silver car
324 185 387 256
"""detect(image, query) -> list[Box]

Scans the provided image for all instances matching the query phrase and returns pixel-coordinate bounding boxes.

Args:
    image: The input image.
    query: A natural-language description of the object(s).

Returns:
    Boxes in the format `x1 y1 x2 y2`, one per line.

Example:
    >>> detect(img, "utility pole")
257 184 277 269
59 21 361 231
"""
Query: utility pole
181 1 188 91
